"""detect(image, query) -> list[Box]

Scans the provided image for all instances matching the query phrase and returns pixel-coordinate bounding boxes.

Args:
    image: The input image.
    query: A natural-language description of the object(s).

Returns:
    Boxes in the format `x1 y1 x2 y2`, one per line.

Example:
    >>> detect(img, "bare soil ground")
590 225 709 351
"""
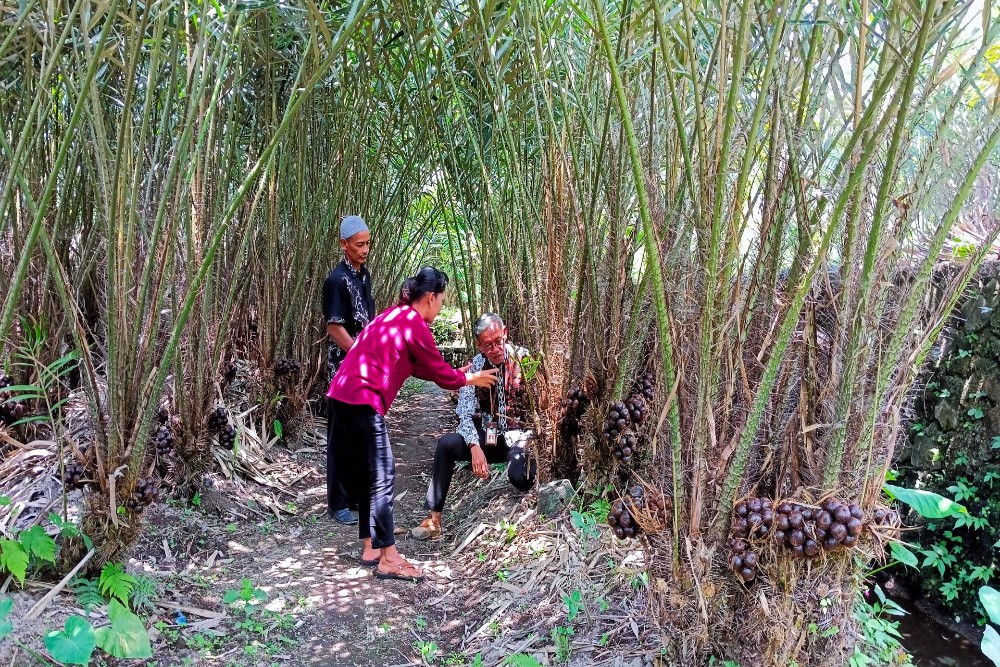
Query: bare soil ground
3 383 661 667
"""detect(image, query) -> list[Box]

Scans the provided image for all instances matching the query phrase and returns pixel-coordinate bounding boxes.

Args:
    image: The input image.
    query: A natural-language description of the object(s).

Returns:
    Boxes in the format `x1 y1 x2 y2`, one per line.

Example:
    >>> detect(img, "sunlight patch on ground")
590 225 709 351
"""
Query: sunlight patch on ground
228 540 253 553
621 549 645 568
418 558 454 579
274 556 304 570
265 597 288 612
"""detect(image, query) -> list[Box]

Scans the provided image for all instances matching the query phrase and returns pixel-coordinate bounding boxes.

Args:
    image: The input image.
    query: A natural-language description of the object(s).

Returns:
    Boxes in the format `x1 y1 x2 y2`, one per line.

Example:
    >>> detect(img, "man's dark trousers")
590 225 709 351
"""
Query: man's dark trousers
327 398 356 514
425 430 535 512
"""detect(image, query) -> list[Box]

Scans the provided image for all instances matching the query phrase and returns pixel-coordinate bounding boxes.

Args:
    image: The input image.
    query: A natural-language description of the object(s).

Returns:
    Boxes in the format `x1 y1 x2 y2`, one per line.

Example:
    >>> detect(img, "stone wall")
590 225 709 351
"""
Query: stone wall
899 264 1000 622
438 343 470 368
905 272 1000 470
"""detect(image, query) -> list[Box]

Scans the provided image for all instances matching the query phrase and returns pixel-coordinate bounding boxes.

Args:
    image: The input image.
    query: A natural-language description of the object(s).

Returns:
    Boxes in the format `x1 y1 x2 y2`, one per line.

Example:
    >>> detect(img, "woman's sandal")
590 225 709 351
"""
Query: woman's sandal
375 560 425 582
360 555 380 566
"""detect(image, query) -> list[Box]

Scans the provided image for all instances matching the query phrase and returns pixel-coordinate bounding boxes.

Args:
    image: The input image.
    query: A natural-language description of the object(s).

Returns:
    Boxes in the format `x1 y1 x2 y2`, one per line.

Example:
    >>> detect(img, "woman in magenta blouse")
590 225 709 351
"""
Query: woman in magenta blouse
328 267 497 581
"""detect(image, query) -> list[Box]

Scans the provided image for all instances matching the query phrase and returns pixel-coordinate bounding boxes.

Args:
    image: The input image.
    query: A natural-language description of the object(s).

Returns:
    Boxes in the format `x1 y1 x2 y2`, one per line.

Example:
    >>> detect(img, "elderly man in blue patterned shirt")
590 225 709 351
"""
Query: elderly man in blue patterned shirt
411 313 537 540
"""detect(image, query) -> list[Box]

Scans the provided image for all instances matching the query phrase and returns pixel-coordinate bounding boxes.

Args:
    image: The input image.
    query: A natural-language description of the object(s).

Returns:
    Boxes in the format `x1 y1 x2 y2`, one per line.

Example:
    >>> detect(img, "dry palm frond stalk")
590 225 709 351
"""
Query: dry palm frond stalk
210 406 313 497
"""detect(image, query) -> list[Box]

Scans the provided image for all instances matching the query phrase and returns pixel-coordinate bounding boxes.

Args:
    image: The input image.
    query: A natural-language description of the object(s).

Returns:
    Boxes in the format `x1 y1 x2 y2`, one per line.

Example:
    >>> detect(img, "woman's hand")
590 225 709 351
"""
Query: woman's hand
465 368 498 387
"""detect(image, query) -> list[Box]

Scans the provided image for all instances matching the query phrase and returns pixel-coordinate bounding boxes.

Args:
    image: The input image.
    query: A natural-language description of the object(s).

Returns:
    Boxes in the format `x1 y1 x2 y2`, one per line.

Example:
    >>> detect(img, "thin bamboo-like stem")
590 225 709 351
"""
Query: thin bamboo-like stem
0 0 92 322
823 0 941 486
134 0 375 465
593 0 683 557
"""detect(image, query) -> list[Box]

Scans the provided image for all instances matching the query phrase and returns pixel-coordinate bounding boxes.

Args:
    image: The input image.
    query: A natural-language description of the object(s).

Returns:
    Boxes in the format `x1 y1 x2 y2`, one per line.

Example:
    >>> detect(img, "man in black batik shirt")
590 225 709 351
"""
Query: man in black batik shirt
322 215 376 525
411 313 537 540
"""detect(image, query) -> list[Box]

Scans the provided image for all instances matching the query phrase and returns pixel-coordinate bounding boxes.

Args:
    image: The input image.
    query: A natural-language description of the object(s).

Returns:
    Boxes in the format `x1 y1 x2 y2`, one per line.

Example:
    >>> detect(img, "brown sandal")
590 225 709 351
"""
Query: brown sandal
375 560 425 582
410 518 442 541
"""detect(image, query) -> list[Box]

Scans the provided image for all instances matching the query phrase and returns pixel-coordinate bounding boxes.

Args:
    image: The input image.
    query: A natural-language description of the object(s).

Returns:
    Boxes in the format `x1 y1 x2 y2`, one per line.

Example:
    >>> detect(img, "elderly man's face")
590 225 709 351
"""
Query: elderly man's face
341 231 370 268
477 323 507 365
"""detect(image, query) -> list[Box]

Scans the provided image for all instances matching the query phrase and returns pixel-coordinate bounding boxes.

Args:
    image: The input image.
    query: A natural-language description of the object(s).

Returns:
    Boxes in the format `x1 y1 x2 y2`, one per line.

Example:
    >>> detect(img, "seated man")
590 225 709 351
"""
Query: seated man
411 313 537 540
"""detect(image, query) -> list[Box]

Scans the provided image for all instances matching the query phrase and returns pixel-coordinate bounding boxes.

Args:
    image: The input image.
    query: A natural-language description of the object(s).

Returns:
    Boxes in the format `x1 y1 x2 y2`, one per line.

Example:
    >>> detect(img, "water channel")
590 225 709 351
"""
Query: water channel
896 599 990 667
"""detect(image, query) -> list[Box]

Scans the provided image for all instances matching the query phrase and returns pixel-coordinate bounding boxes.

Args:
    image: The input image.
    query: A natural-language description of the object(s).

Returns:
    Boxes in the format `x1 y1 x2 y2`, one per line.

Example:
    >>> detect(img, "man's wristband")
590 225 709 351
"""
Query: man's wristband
468 442 480 449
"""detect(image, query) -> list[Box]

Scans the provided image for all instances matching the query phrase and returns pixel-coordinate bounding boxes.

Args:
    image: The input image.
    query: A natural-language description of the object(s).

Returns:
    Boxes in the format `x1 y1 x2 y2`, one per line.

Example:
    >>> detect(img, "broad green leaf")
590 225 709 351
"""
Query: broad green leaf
45 616 96 665
0 386 45 403
982 624 1000 667
0 496 10 506
883 484 968 519
50 396 72 411
0 383 44 395
889 541 919 568
0 539 28 584
46 352 80 375
94 600 152 659
981 587 1000 626
222 590 240 604
19 525 56 563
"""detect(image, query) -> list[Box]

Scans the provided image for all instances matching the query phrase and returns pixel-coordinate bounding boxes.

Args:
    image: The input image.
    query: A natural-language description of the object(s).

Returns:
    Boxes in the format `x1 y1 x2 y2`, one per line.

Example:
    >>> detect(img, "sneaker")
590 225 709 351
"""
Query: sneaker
331 508 358 525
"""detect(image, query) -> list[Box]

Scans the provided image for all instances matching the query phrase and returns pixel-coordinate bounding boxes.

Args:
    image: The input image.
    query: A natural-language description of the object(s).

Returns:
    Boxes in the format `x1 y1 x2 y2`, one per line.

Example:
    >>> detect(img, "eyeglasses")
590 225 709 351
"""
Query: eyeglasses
479 338 505 352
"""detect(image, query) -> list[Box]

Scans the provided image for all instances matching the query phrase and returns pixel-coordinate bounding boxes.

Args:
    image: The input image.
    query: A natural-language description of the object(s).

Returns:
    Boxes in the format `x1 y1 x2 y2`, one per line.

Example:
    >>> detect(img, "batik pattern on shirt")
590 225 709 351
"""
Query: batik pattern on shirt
455 355 486 445
454 344 531 446
323 260 375 381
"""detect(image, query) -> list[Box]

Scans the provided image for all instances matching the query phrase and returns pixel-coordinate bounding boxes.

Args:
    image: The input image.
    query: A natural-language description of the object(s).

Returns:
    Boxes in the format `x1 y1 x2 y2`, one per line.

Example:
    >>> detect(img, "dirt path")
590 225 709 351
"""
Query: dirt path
3 381 657 667
123 385 564 667
265 383 472 666
137 382 510 667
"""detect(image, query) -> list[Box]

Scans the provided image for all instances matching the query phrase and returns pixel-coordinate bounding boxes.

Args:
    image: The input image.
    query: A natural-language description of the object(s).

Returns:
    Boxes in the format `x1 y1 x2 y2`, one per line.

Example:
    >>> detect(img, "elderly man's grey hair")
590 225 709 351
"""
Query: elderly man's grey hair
473 313 505 338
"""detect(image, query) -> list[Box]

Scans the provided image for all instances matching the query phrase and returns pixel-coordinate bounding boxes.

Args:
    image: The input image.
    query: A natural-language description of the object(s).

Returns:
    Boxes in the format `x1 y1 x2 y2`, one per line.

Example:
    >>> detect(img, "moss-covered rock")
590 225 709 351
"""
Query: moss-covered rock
933 398 961 431
910 433 943 469
962 293 992 332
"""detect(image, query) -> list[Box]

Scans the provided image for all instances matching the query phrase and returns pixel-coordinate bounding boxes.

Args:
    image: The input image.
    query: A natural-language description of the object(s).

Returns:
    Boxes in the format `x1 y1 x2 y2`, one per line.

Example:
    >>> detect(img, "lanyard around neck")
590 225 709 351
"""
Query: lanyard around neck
487 348 508 419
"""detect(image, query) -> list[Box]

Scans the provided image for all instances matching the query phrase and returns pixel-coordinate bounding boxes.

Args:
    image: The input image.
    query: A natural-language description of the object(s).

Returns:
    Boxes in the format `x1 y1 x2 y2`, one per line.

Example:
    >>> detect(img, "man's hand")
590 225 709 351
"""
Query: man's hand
471 445 489 479
327 323 354 353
